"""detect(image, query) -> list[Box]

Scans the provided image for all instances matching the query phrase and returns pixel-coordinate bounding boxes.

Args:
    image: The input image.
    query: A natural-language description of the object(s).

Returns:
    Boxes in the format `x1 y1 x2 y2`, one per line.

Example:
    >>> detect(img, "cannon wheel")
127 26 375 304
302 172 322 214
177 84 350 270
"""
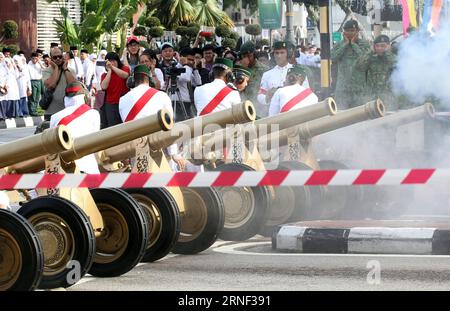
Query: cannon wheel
125 188 181 262
88 188 148 277
0 209 44 291
172 187 225 254
317 160 365 220
259 161 319 237
213 163 271 241
18 196 95 289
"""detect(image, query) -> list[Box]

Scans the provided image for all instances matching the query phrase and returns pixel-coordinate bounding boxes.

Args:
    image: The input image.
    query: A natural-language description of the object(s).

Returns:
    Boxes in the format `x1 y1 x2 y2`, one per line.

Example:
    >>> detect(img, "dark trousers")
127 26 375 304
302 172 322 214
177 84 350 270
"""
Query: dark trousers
100 103 122 129
29 80 43 116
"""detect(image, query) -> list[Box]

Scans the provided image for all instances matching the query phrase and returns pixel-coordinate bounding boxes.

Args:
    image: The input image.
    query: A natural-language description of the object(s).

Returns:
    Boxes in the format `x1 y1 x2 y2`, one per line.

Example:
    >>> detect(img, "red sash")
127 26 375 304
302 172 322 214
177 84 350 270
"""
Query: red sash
58 104 91 126
125 87 159 122
280 88 313 113
199 86 233 116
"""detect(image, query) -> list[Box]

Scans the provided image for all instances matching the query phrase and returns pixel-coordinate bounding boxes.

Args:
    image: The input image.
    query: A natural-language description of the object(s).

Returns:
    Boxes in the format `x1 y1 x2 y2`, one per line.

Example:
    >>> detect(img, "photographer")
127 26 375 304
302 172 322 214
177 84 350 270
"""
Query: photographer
41 47 76 120
159 42 176 83
169 47 202 121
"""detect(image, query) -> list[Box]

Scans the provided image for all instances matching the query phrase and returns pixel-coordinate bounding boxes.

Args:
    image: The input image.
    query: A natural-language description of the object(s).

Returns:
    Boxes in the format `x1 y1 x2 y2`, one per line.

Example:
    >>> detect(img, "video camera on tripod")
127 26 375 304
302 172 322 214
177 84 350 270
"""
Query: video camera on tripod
165 60 186 84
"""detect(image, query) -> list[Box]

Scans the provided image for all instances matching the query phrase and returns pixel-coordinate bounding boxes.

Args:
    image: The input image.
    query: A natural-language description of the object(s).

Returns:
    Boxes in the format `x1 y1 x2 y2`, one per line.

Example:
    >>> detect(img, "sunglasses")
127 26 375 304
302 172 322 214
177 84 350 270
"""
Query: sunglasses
52 55 63 60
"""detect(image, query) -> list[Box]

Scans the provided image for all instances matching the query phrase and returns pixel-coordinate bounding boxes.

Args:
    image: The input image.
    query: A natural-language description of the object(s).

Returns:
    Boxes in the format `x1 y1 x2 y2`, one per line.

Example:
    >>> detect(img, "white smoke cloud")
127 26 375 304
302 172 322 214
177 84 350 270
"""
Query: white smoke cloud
391 24 450 108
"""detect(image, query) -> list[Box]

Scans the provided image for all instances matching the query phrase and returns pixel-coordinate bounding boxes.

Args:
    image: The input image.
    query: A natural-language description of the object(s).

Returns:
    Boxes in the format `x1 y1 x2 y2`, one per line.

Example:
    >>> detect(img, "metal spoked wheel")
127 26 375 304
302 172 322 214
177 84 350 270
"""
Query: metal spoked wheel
125 188 181 263
213 163 271 241
0 209 44 291
259 161 319 237
171 187 225 255
18 196 95 289
88 188 148 277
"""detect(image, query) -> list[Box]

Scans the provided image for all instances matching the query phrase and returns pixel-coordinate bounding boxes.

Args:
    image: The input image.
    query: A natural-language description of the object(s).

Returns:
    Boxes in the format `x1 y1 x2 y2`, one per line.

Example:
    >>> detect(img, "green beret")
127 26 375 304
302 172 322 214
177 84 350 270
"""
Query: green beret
134 64 151 77
240 41 256 55
213 57 234 70
65 81 87 97
343 19 359 30
373 35 390 44
273 41 288 50
233 64 252 78
287 65 307 77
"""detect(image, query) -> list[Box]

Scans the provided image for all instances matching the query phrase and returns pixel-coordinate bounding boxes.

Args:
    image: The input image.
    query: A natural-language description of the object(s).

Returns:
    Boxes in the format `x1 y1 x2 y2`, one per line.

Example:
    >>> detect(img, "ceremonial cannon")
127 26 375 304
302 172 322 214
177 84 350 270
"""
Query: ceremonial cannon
97 102 256 261
0 125 73 291
3 110 173 289
191 98 338 241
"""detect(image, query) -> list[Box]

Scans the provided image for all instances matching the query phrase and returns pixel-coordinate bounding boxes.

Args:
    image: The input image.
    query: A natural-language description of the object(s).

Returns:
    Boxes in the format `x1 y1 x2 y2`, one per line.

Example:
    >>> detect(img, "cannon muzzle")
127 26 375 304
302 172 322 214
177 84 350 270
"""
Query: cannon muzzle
7 109 173 174
98 102 256 165
367 102 435 129
0 125 73 168
261 99 385 148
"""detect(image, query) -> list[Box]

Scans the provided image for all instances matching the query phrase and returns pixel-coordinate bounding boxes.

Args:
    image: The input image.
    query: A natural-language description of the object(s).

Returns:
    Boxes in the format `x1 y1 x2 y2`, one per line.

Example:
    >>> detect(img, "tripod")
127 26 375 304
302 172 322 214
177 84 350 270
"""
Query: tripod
167 75 189 122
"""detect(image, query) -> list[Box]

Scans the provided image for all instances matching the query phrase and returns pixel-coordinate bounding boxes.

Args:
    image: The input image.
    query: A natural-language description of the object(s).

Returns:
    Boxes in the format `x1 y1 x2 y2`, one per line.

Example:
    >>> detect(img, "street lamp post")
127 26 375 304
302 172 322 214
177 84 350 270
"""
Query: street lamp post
286 0 295 43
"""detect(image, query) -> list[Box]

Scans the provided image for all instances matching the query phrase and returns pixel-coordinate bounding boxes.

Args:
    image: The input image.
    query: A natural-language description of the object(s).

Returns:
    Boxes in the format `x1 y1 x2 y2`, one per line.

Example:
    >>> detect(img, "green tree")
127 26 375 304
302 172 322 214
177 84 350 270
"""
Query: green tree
0 20 19 42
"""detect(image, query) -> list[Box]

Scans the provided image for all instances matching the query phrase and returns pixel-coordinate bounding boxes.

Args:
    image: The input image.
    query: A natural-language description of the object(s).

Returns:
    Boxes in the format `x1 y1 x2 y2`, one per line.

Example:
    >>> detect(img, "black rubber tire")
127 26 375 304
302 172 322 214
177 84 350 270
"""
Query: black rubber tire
0 209 44 291
259 161 318 237
18 196 95 289
125 188 181 262
88 188 149 277
172 187 225 254
317 160 365 220
213 163 271 241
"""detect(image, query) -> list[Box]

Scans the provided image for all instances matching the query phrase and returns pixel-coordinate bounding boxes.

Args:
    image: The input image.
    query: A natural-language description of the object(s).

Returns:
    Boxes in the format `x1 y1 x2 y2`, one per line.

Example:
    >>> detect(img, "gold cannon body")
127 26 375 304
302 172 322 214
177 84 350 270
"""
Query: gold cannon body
3 109 173 289
97 102 256 261
0 125 73 291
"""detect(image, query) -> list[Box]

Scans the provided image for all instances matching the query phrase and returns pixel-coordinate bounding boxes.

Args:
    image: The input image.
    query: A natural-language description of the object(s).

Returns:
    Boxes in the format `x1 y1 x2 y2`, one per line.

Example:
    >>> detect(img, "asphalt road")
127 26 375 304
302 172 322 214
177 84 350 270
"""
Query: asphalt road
0 127 35 144
67 238 450 291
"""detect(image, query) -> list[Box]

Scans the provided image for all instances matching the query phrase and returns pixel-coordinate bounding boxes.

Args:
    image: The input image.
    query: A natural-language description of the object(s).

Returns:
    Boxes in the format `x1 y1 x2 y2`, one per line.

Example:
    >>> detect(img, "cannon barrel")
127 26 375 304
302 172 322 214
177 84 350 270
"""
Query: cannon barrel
366 102 435 129
0 125 73 168
7 109 173 174
261 99 385 148
200 98 337 152
98 102 256 165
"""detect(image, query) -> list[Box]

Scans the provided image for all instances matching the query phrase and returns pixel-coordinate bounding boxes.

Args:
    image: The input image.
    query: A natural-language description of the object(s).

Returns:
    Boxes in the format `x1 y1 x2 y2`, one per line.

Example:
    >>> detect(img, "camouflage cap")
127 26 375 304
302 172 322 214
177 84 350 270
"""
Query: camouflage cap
343 19 359 30
273 41 288 50
233 64 252 78
240 41 256 55
373 35 390 44
213 57 234 70
287 64 307 77
65 81 87 97
134 64 151 77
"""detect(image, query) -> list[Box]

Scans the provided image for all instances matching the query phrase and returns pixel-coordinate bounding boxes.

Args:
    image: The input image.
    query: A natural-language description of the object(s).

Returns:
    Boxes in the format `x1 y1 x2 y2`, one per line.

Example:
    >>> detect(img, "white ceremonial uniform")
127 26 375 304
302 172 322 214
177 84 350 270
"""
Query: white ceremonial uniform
257 63 293 107
269 84 319 117
119 83 174 121
194 79 241 116
50 94 100 173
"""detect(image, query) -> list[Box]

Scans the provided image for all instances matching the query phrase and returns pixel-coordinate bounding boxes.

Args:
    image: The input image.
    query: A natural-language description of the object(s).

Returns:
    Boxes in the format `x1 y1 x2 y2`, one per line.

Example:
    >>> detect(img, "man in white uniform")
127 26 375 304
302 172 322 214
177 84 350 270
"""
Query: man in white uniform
50 81 100 173
194 58 241 116
118 65 183 169
269 65 319 116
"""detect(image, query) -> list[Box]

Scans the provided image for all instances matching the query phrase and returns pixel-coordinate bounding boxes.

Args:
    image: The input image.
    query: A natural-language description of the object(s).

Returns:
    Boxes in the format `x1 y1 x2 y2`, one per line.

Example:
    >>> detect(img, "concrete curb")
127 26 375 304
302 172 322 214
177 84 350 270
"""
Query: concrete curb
273 224 450 255
0 116 44 129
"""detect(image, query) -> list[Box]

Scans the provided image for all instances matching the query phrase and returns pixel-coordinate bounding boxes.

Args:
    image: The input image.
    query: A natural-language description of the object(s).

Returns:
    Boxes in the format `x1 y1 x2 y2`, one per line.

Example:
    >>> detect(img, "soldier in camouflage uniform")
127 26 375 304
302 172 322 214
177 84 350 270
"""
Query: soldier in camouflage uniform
356 35 397 110
238 41 269 115
331 19 371 109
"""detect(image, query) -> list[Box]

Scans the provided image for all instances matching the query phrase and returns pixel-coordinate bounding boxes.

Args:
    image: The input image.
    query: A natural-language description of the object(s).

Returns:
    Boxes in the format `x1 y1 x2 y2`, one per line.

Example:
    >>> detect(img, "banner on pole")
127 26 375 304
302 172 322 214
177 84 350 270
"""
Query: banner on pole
258 0 283 29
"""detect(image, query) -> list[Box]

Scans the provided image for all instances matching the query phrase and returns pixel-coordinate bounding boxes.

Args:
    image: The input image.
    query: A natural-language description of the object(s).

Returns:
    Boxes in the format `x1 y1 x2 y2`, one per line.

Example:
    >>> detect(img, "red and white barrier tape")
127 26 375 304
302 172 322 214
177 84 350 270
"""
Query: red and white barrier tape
0 169 449 189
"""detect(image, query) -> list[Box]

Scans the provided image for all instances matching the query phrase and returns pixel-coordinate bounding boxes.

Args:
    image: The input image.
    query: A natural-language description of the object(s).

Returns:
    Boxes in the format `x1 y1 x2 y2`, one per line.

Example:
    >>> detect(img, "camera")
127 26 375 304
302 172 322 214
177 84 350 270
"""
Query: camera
165 60 186 78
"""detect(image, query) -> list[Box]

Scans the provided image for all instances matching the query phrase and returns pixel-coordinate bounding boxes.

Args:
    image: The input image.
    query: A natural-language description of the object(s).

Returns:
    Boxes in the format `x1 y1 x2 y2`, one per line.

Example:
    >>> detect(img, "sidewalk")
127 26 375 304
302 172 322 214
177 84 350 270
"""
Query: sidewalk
0 116 44 129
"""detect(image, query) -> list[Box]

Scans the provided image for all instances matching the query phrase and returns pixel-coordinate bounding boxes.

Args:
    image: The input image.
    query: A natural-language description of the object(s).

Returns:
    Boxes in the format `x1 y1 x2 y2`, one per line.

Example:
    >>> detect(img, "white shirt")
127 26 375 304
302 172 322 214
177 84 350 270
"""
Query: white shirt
269 83 319 116
28 60 43 80
82 59 96 87
50 95 100 173
296 52 307 65
194 79 241 115
119 83 175 155
69 57 84 80
119 83 174 121
172 64 202 102
257 63 293 106
16 64 31 98
3 59 20 101
154 68 165 90
0 191 10 209
0 63 7 101
95 63 107 88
